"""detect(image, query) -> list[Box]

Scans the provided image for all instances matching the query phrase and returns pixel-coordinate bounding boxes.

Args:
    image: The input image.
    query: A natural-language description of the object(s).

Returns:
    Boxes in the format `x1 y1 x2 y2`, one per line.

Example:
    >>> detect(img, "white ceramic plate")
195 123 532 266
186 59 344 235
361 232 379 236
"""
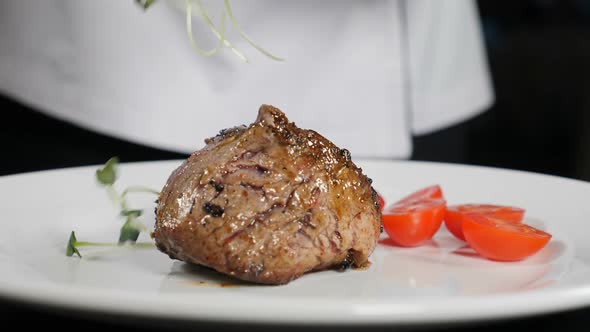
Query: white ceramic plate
1 160 589 326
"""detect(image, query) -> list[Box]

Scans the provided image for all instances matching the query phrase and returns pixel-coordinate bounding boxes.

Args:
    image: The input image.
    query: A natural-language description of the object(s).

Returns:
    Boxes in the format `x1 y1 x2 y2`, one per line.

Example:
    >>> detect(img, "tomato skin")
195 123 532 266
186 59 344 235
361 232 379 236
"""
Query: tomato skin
444 209 467 241
444 204 525 241
396 185 443 205
462 214 551 261
377 193 386 211
382 199 446 247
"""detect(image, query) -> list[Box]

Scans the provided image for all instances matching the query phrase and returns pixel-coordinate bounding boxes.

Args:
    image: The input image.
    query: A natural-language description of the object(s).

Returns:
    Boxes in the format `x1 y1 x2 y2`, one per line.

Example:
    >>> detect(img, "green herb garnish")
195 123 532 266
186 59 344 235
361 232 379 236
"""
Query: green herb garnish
66 231 155 258
120 209 143 218
136 0 157 10
96 157 118 186
119 209 144 242
66 158 160 258
95 157 157 244
119 222 142 243
66 231 82 257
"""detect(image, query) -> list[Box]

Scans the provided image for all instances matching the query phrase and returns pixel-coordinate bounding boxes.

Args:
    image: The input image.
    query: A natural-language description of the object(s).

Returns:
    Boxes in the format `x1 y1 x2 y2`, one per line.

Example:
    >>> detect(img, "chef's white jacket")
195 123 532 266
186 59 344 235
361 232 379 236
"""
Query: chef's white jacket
0 0 493 158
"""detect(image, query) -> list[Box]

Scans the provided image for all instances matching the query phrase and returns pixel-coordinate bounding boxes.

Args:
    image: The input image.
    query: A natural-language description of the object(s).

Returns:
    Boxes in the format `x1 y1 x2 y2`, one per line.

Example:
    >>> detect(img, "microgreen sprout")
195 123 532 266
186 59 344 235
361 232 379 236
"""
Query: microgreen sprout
66 231 155 258
93 157 159 243
119 209 144 243
223 0 285 61
66 157 160 258
95 156 118 186
194 0 248 62
140 0 282 62
136 0 157 10
66 231 82 257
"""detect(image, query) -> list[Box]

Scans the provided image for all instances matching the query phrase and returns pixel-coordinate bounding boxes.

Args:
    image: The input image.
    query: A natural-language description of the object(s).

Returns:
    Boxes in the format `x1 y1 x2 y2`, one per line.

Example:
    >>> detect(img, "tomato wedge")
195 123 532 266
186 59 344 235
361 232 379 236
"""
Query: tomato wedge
382 199 446 247
444 204 525 241
396 185 444 205
462 214 551 261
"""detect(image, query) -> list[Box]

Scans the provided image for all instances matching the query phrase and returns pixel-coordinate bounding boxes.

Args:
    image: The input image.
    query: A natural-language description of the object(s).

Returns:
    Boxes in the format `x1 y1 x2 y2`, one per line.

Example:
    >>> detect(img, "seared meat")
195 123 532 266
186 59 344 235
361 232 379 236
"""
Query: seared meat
153 105 382 284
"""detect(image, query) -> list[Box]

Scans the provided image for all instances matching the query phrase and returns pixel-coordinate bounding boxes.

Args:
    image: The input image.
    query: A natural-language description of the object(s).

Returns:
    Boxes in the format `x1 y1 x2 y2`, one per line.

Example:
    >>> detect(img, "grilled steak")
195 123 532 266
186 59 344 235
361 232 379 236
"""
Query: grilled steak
153 105 382 284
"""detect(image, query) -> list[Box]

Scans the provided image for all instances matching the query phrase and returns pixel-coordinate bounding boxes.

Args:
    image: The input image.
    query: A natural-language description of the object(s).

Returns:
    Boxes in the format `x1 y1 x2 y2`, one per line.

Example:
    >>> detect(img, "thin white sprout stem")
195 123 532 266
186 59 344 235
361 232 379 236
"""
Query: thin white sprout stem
121 186 160 197
195 0 249 63
185 0 225 56
223 0 284 61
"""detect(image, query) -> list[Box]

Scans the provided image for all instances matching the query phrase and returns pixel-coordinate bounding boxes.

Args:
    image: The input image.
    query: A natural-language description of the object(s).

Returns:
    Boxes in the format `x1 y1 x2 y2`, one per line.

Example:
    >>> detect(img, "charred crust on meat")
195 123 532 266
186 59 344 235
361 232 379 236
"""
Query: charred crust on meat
218 126 246 138
209 180 225 192
370 188 384 233
339 148 351 162
203 202 224 217
371 188 381 211
205 125 247 144
338 250 355 271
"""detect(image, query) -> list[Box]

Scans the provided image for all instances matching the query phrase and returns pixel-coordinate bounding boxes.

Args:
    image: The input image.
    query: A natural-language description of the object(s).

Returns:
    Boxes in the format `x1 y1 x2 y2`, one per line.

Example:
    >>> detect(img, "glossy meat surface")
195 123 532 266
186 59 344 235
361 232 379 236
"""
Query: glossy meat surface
153 105 381 284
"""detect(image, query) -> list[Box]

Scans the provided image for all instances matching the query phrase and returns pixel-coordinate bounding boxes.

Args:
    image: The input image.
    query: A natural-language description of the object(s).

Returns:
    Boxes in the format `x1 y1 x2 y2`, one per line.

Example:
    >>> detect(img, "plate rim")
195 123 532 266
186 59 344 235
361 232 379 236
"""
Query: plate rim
1 160 590 325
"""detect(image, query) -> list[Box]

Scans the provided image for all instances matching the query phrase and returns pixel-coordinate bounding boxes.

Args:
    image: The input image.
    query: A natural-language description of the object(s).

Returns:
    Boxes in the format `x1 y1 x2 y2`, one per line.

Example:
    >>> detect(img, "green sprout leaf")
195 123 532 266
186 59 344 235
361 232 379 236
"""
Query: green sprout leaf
136 0 157 10
96 157 119 186
67 156 160 257
65 231 155 257
121 209 143 218
66 231 82 258
119 218 141 243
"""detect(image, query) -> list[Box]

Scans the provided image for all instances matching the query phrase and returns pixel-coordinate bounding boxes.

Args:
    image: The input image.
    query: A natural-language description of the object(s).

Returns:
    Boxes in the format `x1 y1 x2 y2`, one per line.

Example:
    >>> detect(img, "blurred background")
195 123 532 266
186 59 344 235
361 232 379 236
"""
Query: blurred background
1 0 589 182
414 0 590 181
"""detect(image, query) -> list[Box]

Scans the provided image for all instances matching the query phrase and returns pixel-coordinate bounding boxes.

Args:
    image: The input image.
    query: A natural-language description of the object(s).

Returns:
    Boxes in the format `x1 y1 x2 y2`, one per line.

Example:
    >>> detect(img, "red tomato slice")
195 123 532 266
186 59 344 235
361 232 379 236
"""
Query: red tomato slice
396 185 444 205
444 204 525 241
462 214 551 261
377 193 386 211
382 199 446 247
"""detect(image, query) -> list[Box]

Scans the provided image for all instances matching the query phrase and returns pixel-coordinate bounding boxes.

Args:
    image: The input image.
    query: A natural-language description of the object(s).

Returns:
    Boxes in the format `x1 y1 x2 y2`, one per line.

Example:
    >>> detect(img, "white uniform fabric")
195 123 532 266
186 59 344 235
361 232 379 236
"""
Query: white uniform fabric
0 0 493 158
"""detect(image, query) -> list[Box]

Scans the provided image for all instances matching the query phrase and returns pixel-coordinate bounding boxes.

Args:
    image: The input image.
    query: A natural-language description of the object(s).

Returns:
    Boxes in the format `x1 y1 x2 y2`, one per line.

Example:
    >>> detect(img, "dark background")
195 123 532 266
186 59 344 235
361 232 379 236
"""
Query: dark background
415 0 590 182
1 1 589 331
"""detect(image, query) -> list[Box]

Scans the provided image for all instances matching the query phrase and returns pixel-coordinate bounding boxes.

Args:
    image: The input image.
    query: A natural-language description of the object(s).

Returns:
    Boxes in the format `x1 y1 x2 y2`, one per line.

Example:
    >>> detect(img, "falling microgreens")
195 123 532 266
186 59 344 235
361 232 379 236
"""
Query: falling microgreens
136 0 283 63
66 157 159 257
136 0 157 9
